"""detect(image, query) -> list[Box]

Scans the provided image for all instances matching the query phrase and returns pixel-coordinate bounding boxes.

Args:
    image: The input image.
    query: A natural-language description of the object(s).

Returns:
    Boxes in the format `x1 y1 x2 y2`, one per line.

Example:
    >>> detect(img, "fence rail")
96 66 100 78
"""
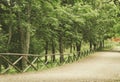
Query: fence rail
0 50 95 74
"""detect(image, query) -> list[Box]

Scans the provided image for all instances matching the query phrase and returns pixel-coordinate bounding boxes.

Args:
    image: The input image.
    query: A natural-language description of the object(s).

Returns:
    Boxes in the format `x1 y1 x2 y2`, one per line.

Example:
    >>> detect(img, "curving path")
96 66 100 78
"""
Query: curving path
0 47 120 82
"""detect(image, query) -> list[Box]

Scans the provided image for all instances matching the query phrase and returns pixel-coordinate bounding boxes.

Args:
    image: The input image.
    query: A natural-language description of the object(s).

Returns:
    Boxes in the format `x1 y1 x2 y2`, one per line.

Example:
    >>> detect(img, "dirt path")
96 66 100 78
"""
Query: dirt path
0 49 120 82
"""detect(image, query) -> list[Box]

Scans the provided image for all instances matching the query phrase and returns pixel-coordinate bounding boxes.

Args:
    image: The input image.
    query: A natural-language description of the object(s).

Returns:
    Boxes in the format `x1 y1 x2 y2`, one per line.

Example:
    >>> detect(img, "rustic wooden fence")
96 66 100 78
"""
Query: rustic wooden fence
0 50 95 74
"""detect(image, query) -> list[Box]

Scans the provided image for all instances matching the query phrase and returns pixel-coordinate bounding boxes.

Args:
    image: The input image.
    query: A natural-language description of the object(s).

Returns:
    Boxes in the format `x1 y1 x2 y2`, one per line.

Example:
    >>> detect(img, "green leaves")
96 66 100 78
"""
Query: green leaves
0 0 119 53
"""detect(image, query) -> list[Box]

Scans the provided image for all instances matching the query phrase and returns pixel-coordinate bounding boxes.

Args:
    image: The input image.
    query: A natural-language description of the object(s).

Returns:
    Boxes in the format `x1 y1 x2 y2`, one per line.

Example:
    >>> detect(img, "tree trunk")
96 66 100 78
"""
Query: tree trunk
102 40 105 48
19 26 30 69
70 44 72 53
76 41 81 57
8 27 12 45
99 41 102 49
14 7 22 69
89 41 92 51
93 42 97 50
73 44 76 52
59 36 64 63
0 56 1 73
20 28 30 54
8 8 12 45
70 39 73 53
45 41 48 62
18 1 31 70
51 40 55 62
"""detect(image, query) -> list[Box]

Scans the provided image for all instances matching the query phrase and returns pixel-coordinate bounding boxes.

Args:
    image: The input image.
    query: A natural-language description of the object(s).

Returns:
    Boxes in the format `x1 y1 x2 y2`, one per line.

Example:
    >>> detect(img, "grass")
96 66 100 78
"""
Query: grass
0 40 114 74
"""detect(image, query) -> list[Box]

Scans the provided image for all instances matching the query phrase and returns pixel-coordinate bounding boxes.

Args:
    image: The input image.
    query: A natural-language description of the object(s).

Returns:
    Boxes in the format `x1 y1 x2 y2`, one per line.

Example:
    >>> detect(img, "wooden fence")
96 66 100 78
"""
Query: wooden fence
0 50 94 74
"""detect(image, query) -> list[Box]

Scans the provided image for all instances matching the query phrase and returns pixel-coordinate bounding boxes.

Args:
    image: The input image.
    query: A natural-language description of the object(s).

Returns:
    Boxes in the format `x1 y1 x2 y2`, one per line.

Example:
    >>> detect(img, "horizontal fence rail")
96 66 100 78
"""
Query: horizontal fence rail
0 50 95 74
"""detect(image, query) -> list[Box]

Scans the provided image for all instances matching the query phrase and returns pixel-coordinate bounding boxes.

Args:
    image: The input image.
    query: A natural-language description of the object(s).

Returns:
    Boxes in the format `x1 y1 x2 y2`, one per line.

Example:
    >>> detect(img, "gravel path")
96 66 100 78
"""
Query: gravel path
0 49 120 82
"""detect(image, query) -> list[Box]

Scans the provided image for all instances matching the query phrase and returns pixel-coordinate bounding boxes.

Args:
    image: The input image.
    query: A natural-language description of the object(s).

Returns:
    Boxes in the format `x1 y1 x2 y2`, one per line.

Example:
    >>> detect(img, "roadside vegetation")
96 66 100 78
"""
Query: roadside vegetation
0 0 120 73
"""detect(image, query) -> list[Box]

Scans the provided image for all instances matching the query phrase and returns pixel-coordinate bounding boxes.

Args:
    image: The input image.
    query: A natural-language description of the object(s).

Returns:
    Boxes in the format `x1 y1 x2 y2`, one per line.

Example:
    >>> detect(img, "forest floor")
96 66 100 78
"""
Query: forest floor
0 46 120 82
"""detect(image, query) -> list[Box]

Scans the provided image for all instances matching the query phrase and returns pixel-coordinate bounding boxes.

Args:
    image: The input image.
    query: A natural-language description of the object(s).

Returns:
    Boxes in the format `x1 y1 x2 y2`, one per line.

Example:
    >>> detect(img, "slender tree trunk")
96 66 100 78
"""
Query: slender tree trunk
70 39 73 53
76 41 81 57
0 56 1 73
93 42 97 50
51 40 55 62
45 41 48 62
14 6 22 69
70 44 73 53
73 44 76 52
89 41 92 51
6 4 13 70
17 9 24 70
0 65 1 73
8 27 12 45
102 40 105 48
59 36 64 63
8 8 12 45
99 41 102 49
25 0 31 54
93 44 96 50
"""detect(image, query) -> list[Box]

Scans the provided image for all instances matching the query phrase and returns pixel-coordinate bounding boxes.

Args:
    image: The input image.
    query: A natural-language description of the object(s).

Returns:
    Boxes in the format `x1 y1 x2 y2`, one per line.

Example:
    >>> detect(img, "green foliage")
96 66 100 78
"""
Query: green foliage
0 0 119 54
0 29 8 52
0 0 120 74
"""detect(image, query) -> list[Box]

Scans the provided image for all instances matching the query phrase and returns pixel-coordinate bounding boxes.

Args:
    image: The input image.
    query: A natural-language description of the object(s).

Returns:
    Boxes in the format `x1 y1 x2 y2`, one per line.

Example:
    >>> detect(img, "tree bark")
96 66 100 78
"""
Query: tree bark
99 41 102 49
70 39 73 53
51 40 55 62
18 0 31 70
76 41 81 57
59 36 64 63
0 56 1 73
19 26 30 69
70 44 73 53
73 44 76 52
8 7 12 45
45 41 48 62
89 40 92 51
20 28 30 54
93 44 96 50
102 40 105 48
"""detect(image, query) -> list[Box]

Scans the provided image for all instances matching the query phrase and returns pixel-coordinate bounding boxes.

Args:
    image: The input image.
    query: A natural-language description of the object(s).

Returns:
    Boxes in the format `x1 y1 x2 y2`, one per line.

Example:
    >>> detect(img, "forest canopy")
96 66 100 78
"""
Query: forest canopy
0 0 120 55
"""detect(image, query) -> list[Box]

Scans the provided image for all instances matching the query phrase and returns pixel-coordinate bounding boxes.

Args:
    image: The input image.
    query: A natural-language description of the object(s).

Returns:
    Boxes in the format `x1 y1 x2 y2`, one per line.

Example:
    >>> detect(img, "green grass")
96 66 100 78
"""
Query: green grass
1 40 114 74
